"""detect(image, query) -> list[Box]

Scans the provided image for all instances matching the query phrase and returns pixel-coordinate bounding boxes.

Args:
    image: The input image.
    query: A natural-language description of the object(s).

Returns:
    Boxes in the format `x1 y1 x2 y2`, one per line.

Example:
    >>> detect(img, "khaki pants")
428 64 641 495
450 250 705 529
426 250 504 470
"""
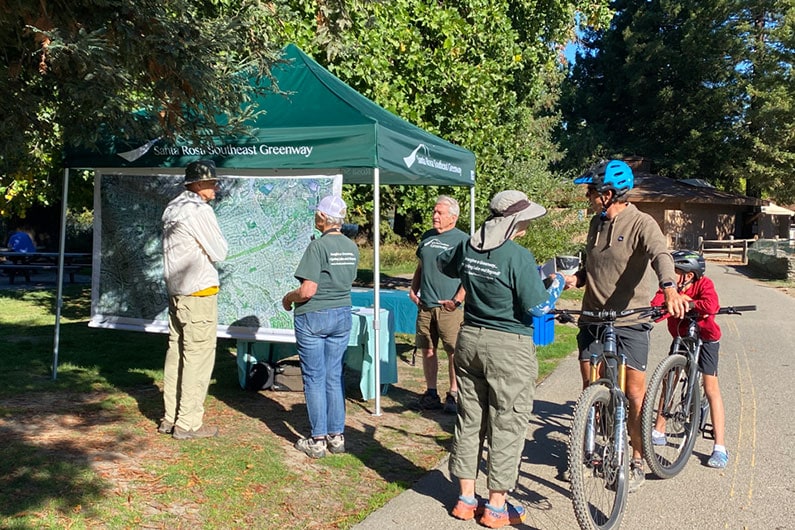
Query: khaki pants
163 294 218 431
449 325 537 491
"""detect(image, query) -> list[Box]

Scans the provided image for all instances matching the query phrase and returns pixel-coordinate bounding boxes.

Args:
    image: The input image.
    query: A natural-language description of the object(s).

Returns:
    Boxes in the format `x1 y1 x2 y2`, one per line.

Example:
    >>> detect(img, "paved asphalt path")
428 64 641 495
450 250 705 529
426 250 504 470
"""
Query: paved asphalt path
355 262 795 529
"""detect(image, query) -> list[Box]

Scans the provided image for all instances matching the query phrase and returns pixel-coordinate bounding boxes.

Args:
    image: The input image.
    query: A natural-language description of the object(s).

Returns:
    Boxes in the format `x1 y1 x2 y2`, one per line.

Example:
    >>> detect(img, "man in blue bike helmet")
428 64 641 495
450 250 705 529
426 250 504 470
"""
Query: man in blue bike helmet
563 159 688 492
573 159 635 218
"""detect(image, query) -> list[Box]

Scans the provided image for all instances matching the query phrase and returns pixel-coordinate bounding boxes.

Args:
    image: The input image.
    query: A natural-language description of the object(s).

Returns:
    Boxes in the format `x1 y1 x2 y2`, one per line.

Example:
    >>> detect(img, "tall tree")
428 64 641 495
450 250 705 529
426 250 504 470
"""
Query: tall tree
558 0 795 202
736 0 795 199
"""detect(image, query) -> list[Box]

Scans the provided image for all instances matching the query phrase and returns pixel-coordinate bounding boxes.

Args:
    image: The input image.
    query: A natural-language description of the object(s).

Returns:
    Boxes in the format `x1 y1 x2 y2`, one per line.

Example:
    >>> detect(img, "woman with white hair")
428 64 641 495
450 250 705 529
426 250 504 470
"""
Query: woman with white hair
282 195 360 459
437 190 551 528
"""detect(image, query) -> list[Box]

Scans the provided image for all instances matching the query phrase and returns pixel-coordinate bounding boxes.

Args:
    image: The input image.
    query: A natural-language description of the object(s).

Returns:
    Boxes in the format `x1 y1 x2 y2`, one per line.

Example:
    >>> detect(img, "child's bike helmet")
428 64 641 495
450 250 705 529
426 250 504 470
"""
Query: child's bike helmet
671 250 706 278
574 160 635 197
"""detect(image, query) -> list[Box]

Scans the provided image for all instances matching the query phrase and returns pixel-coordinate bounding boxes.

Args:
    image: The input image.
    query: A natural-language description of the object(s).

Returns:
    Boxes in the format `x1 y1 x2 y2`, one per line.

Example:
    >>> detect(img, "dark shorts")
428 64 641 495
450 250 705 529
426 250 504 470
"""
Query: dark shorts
415 306 463 353
577 323 653 371
671 340 720 376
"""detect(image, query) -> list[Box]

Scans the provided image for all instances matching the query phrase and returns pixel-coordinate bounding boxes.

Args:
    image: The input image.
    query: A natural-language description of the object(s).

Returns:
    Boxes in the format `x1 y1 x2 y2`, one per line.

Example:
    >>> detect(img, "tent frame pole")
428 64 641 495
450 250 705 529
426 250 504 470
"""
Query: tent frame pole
470 186 476 234
372 168 382 416
52 168 70 380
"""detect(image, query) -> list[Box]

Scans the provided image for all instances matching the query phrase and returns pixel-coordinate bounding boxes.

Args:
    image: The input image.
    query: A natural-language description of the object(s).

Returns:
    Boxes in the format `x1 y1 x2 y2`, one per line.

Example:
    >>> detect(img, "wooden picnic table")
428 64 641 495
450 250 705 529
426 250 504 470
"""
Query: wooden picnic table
0 251 92 284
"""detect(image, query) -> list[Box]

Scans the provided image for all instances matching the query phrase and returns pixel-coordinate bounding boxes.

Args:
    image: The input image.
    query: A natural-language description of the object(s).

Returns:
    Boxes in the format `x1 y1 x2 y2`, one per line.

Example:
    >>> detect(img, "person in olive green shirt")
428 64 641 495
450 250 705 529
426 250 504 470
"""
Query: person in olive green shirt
438 190 548 529
282 195 359 459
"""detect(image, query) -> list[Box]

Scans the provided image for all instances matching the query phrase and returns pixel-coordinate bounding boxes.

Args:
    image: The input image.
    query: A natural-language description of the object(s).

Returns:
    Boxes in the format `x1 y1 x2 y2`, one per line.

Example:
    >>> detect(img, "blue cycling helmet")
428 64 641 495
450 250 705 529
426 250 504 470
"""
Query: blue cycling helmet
574 160 635 197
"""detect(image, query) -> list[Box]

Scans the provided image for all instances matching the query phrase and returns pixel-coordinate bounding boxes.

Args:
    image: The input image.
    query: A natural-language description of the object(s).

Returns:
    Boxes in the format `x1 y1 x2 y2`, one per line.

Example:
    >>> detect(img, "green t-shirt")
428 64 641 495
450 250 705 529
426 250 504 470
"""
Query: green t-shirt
293 233 360 316
416 227 469 307
438 239 547 335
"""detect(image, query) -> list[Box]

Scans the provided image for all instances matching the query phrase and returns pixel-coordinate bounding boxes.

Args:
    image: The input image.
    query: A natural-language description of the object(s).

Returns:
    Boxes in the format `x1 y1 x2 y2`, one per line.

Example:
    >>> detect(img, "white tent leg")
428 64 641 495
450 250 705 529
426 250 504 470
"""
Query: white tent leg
470 186 476 234
52 168 70 380
372 168 382 416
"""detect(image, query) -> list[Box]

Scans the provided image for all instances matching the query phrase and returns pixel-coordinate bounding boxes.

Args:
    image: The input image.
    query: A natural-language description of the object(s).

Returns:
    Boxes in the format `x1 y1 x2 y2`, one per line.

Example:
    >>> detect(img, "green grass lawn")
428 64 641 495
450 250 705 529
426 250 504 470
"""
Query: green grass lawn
0 283 578 528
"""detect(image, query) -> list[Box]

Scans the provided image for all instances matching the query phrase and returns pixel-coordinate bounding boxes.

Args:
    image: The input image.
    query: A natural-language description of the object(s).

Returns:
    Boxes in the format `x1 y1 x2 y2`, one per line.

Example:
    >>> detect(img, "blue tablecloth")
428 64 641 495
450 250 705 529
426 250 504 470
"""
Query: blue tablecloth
236 307 397 400
350 288 417 335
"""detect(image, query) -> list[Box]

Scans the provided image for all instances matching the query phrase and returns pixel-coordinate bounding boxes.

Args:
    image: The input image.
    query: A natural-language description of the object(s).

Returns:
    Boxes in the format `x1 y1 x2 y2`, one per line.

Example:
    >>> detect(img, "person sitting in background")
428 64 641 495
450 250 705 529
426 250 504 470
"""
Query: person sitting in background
7 227 36 253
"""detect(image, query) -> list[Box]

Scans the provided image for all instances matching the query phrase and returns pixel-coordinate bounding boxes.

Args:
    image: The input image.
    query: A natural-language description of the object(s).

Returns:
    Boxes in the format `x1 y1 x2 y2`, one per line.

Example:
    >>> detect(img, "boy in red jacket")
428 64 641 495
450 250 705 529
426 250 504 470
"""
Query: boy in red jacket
650 250 728 468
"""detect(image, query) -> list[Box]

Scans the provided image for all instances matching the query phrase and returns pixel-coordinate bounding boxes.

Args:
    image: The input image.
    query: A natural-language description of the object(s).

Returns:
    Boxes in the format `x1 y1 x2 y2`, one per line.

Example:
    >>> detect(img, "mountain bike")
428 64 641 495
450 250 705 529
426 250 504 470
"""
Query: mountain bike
555 306 664 530
641 305 756 479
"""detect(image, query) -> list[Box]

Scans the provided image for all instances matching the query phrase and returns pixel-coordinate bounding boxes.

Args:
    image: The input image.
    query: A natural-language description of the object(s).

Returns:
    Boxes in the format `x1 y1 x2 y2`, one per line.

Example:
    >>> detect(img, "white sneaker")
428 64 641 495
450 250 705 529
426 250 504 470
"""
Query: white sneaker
651 429 666 446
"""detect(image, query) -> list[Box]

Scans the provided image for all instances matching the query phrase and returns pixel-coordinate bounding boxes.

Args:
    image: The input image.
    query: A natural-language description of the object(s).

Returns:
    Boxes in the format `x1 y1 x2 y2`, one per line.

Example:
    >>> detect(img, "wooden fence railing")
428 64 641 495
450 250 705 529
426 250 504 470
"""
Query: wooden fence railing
697 236 756 264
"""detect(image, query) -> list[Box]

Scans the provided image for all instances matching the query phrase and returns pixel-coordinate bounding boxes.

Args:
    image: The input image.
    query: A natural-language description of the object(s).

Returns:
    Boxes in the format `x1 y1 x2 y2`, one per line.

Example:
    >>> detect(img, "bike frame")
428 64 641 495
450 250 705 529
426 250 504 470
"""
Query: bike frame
669 318 708 436
584 320 629 463
556 306 664 530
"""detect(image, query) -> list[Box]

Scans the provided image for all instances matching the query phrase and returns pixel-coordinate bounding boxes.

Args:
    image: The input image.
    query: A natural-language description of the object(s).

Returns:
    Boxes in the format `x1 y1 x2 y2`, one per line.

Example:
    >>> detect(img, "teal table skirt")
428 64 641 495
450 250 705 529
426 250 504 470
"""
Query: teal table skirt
350 288 417 335
237 307 397 400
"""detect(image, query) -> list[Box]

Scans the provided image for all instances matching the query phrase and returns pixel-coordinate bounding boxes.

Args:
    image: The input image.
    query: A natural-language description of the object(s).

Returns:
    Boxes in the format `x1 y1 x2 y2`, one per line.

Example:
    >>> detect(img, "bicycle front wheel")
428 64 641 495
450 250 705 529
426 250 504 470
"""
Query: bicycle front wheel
641 354 701 478
569 384 629 530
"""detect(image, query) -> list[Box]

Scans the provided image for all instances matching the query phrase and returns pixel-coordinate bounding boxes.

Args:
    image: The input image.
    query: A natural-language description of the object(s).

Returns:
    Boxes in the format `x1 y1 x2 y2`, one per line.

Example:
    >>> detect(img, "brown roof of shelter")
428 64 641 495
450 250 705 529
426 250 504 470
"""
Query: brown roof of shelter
627 174 764 207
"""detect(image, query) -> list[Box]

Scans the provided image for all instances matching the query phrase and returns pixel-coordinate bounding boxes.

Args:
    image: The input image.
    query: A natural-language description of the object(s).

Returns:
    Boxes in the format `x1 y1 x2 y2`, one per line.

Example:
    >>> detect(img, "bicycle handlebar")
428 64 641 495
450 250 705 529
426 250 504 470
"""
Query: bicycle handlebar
552 305 666 323
715 305 756 315
553 304 756 324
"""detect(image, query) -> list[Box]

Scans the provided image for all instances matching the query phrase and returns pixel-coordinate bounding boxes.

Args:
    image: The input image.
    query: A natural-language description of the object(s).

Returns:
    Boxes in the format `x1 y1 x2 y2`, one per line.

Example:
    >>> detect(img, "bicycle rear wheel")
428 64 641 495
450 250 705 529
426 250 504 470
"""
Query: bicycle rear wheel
641 354 700 478
569 384 629 530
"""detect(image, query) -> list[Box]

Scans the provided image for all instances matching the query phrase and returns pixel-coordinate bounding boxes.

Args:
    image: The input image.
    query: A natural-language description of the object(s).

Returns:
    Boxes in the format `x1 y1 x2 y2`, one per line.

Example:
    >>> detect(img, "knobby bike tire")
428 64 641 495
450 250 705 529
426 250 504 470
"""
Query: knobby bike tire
569 384 629 530
641 354 701 478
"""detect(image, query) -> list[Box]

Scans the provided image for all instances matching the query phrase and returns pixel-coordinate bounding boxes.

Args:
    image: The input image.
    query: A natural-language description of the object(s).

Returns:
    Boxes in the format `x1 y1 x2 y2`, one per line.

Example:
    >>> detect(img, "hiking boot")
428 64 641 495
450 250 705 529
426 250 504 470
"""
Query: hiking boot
295 437 326 458
172 424 219 440
410 390 442 411
326 433 345 454
443 392 458 414
628 459 645 493
451 496 485 520
478 502 526 528
157 419 174 435
651 429 667 446
707 449 729 469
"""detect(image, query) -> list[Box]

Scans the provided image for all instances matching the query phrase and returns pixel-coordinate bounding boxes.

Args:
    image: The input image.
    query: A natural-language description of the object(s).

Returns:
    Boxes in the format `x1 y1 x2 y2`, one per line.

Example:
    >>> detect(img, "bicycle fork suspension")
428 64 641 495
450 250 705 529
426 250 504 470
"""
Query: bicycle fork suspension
613 393 627 465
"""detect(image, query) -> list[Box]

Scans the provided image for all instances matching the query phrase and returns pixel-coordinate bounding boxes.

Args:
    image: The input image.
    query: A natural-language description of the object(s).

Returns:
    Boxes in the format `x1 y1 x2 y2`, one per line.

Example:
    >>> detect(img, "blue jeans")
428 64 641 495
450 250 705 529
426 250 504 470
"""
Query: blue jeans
294 307 352 438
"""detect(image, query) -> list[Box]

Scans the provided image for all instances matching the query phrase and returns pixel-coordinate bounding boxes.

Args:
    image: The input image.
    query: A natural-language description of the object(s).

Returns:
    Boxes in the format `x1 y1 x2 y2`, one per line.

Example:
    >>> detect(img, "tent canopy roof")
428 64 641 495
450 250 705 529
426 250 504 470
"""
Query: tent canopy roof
65 44 475 187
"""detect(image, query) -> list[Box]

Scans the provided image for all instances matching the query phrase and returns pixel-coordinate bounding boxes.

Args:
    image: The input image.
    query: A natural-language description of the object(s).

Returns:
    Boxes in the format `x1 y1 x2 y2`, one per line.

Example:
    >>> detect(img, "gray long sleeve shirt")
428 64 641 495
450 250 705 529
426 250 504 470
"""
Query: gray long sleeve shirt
162 190 228 296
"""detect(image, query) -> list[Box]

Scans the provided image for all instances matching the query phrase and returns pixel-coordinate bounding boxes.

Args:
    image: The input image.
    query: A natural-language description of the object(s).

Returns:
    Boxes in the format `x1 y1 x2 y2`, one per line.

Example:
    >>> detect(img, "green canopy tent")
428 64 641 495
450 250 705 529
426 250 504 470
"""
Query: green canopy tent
61 43 476 415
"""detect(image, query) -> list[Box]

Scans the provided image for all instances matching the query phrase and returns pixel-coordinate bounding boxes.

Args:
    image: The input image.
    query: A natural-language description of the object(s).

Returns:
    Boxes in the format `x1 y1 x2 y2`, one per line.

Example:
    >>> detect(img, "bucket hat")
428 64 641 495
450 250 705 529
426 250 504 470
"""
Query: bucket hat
184 160 218 186
471 190 546 250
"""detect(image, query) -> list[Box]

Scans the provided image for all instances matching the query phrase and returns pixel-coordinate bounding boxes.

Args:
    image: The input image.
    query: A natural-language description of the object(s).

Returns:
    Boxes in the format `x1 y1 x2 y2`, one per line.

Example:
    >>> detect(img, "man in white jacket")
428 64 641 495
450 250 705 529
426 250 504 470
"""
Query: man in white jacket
159 159 228 440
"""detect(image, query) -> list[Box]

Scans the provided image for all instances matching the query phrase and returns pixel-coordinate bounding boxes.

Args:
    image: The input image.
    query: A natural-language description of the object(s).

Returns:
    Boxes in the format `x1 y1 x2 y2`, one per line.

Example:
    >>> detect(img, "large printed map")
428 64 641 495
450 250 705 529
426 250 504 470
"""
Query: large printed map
90 172 340 340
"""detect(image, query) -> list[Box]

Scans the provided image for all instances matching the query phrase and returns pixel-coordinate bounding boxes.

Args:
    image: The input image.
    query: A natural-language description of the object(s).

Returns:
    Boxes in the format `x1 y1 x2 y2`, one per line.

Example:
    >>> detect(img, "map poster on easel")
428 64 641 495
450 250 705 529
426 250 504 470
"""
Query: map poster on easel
89 170 341 341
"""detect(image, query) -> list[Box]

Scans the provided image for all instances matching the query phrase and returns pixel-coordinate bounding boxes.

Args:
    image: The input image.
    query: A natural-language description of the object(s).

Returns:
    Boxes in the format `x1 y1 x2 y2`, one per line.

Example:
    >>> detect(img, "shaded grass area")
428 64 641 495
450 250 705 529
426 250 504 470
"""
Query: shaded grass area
0 285 577 529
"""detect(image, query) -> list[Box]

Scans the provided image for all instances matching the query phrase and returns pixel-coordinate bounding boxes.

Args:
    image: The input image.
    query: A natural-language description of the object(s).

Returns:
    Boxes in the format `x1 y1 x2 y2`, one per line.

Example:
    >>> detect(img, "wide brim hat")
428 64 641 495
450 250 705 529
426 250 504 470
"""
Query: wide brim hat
471 190 546 250
183 159 218 186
